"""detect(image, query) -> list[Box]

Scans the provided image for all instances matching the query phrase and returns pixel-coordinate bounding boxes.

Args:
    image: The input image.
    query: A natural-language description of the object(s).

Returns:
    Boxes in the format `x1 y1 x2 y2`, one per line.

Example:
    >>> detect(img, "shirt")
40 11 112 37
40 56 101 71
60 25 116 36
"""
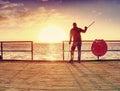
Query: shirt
70 27 87 42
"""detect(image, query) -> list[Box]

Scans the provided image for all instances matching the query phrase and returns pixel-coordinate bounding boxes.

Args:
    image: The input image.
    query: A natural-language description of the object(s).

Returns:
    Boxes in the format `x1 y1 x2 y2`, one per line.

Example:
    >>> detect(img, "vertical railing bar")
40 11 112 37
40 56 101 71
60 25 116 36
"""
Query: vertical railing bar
1 42 3 60
0 42 1 56
31 41 33 60
63 41 64 61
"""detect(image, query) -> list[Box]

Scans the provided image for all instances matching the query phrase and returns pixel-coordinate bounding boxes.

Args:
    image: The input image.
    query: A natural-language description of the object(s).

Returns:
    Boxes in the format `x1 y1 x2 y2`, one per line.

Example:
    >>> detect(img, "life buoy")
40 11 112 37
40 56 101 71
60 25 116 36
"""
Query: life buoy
91 39 107 56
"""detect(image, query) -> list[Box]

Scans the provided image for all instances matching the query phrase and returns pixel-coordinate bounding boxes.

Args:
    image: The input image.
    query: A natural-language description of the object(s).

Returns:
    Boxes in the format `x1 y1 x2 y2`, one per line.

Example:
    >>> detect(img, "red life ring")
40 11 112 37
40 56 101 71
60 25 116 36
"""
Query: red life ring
91 39 107 56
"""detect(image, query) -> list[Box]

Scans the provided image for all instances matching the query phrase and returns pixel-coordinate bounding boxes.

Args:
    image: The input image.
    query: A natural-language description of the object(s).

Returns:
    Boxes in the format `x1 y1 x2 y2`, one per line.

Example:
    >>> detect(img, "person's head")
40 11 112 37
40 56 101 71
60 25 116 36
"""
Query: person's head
73 22 77 27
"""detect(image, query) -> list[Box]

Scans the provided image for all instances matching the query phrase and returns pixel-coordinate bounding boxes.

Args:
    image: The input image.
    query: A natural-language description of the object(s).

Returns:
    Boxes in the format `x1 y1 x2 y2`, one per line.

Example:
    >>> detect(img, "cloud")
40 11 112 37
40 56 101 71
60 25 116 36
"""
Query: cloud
0 0 25 27
0 15 9 27
0 15 8 21
1 3 24 9
0 0 24 9
17 7 66 28
0 0 25 18
0 1 66 31
0 0 9 4
0 0 67 31
40 0 49 2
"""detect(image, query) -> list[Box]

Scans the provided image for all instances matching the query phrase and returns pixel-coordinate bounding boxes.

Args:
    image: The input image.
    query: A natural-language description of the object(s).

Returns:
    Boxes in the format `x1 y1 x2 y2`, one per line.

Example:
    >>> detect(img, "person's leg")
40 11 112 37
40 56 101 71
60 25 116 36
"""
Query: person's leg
69 43 76 63
71 50 74 61
77 42 82 62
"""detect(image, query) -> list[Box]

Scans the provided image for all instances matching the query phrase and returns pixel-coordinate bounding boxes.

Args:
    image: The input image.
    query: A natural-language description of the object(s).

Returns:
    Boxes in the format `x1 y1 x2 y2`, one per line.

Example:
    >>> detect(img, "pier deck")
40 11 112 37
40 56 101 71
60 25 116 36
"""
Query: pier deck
0 61 119 91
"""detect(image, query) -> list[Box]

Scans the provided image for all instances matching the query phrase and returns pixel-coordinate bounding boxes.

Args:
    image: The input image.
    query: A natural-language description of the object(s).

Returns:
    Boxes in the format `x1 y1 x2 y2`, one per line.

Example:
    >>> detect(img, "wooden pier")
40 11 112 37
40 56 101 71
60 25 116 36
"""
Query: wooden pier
0 60 119 91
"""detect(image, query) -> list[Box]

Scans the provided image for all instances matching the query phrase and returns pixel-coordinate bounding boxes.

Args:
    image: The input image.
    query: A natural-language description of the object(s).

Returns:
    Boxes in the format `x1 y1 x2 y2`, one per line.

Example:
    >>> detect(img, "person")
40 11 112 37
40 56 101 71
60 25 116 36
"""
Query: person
69 22 88 63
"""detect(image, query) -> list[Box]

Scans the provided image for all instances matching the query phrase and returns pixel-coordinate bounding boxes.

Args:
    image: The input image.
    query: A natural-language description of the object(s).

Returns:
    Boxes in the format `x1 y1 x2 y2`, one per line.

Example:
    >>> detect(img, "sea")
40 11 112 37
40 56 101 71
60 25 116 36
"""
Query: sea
1 41 120 61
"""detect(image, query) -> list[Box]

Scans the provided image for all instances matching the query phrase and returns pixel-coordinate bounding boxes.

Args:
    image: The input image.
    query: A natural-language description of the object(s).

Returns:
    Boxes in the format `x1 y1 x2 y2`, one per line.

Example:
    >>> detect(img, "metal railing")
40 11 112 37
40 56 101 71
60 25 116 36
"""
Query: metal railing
62 40 120 61
0 41 33 60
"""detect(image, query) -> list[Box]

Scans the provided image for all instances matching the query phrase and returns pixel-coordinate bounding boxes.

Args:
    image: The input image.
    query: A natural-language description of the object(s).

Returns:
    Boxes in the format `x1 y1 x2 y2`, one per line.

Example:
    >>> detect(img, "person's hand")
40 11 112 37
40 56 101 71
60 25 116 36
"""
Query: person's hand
85 26 88 29
69 41 71 45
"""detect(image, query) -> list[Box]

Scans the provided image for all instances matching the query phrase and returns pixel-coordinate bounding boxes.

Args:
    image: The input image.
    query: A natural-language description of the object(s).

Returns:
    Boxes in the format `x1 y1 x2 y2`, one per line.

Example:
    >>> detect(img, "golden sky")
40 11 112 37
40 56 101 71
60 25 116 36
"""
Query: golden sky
0 0 120 43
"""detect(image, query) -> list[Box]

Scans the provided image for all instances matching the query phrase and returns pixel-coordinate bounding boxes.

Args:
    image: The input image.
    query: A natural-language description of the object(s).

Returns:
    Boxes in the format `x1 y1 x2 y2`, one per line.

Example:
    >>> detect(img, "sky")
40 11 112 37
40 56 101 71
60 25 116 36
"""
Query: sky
0 0 120 43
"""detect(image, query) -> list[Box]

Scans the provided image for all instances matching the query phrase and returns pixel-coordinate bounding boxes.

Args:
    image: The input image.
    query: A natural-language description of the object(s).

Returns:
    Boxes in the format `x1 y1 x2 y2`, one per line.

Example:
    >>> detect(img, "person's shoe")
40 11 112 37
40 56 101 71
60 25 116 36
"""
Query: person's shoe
78 60 81 63
69 59 73 63
78 57 81 63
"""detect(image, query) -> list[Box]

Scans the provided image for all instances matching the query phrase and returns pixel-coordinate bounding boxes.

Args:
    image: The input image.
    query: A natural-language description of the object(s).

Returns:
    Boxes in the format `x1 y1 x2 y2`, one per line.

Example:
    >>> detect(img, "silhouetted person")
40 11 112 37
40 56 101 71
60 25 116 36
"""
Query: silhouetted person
69 22 88 63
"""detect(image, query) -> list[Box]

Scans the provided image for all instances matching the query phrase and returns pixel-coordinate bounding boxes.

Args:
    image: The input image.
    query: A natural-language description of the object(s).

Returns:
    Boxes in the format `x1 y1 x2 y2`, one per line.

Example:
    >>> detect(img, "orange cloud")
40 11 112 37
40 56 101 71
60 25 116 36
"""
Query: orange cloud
0 15 8 21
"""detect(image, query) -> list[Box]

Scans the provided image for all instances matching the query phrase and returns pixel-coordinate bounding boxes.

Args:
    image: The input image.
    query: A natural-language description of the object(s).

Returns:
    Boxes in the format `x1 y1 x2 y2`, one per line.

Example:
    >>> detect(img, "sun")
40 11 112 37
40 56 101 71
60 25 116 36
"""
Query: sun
38 25 67 43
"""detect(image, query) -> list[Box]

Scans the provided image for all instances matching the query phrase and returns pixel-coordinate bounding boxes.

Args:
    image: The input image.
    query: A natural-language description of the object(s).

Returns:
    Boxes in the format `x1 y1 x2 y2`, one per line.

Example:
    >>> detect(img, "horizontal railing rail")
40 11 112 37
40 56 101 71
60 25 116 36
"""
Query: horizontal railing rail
2 50 32 52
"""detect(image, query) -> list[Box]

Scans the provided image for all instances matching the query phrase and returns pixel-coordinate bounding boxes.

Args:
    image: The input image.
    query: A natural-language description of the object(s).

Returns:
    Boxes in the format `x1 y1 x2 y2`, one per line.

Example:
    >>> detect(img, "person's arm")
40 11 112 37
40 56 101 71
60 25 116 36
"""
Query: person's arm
69 29 72 44
80 26 88 33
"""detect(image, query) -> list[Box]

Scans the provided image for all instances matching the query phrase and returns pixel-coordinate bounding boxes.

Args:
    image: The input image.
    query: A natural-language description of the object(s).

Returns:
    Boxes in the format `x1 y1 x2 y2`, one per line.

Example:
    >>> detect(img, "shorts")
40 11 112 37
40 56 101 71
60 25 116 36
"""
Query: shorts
71 42 82 52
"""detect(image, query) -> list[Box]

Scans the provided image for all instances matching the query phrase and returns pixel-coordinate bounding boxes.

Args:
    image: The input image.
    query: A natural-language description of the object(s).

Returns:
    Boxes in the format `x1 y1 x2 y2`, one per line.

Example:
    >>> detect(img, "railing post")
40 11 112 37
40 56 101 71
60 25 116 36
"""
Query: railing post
0 42 3 60
31 41 33 60
97 56 99 60
62 41 64 61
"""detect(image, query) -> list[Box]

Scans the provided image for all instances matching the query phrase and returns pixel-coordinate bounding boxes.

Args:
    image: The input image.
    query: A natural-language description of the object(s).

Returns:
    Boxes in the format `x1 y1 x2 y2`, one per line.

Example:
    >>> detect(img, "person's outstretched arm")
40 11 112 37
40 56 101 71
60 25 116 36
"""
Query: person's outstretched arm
80 26 88 33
